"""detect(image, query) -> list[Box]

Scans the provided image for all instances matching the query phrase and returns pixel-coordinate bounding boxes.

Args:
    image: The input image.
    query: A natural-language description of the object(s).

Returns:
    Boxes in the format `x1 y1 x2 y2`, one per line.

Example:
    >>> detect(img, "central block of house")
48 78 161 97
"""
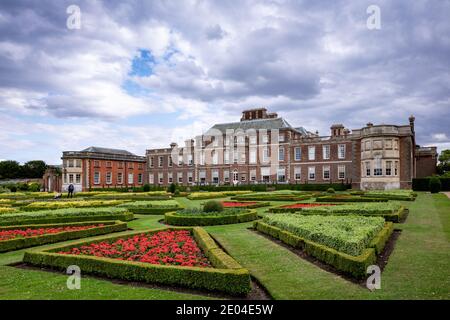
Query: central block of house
145 108 436 190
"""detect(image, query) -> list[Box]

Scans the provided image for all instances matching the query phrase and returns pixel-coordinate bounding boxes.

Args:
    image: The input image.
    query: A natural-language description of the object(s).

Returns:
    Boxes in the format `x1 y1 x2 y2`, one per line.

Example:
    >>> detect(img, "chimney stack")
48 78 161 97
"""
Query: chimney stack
409 115 415 133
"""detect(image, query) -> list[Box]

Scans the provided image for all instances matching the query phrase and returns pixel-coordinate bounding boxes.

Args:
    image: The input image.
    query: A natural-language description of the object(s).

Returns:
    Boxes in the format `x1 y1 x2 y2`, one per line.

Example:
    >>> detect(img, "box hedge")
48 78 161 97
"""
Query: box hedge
187 191 253 200
0 220 128 253
116 200 183 215
165 210 258 226
315 195 388 203
22 227 251 295
0 207 134 226
269 203 407 223
220 201 270 209
412 177 450 191
231 193 313 202
254 220 394 278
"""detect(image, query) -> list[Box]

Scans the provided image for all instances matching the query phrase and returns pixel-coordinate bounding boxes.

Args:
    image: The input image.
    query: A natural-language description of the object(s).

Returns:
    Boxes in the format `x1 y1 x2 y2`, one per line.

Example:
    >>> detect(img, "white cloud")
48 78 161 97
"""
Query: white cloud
0 0 449 163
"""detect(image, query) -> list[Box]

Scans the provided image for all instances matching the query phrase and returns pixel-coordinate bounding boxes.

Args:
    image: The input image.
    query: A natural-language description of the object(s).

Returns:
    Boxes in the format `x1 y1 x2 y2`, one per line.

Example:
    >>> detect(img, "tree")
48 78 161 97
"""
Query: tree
437 149 450 175
21 160 47 178
0 161 21 179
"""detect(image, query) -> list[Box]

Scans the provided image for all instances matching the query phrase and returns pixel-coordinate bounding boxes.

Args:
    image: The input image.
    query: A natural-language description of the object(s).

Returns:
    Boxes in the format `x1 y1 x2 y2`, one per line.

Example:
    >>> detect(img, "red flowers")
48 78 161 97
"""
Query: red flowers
58 230 211 268
221 201 257 207
281 203 336 209
0 224 103 241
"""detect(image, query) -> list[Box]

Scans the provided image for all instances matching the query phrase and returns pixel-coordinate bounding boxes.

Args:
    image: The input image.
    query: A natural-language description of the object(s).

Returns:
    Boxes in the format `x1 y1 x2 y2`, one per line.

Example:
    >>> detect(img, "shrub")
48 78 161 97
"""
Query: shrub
187 191 253 200
17 182 29 191
0 207 17 214
9 185 17 193
316 195 388 202
269 202 407 223
326 188 335 194
167 183 177 194
413 177 450 191
165 209 257 226
232 192 312 202
117 200 182 215
203 200 224 213
28 183 41 192
429 177 442 193
261 214 385 256
0 207 134 225
143 184 151 192
362 190 416 201
21 200 127 211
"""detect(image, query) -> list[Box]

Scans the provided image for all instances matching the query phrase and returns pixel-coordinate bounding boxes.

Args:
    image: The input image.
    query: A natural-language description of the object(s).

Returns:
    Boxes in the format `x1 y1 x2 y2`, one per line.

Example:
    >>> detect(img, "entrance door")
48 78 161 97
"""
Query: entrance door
232 170 239 185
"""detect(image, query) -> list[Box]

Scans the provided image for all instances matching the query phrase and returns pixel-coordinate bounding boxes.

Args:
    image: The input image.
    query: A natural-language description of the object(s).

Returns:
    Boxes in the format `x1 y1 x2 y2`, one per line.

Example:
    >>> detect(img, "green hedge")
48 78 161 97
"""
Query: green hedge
254 221 393 278
231 194 312 202
221 201 270 209
117 200 183 215
412 178 450 191
271 183 351 191
176 183 351 192
92 195 172 200
269 203 407 223
187 191 253 200
127 207 182 215
23 227 251 295
165 210 258 226
0 208 134 226
0 221 127 253
315 195 388 202
293 207 407 223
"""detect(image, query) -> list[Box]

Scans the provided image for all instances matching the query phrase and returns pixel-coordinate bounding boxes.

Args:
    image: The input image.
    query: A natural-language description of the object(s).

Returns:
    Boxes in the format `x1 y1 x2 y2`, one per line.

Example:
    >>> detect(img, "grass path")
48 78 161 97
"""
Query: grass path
205 193 450 299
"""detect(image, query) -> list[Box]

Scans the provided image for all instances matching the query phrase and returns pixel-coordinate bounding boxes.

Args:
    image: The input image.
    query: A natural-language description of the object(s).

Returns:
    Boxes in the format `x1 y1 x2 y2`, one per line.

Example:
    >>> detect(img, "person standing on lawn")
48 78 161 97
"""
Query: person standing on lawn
68 184 75 198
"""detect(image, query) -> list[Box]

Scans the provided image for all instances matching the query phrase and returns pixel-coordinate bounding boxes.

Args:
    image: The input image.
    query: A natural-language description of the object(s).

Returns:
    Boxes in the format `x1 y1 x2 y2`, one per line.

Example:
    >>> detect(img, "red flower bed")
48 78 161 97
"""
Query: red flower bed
0 224 103 242
221 201 258 207
58 230 212 268
281 203 336 209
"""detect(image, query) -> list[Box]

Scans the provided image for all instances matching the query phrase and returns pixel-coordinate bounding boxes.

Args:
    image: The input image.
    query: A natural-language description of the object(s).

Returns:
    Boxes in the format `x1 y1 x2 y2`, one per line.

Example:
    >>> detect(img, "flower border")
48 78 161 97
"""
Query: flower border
23 227 251 295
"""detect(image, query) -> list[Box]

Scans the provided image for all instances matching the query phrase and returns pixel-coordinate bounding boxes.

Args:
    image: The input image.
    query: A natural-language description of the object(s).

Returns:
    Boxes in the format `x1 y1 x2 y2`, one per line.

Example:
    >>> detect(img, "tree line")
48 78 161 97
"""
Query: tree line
0 160 47 180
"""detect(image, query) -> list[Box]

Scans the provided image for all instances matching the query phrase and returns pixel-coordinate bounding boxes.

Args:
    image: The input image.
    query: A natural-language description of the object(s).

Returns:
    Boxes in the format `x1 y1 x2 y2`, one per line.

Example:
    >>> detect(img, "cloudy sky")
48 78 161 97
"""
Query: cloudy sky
0 0 449 164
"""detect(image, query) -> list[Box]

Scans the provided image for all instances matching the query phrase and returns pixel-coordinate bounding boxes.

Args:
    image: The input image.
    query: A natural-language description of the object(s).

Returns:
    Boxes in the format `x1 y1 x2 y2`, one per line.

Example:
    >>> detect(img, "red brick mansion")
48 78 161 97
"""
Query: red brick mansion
43 108 437 192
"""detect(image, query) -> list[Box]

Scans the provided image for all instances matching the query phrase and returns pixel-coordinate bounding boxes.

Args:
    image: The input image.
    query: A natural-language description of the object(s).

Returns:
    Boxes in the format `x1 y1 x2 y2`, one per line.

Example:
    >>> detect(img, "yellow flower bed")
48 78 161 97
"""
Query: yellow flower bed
22 200 127 211
0 207 17 214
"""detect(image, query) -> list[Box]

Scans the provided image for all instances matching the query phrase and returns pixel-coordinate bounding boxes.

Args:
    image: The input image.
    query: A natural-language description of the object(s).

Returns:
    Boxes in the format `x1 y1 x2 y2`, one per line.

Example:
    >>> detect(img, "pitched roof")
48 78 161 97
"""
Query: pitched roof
206 117 307 134
81 146 136 156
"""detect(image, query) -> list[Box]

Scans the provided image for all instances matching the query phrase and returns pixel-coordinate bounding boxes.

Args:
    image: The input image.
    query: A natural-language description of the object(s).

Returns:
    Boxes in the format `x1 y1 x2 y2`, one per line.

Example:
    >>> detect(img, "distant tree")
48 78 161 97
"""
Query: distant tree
0 161 21 179
437 149 450 175
21 160 47 178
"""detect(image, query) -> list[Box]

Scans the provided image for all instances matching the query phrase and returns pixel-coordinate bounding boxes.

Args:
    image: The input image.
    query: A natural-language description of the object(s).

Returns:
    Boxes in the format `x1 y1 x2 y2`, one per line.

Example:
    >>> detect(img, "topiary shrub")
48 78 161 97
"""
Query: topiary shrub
326 188 335 194
28 182 40 192
17 182 29 191
143 184 151 192
203 200 224 213
167 183 177 194
429 177 442 193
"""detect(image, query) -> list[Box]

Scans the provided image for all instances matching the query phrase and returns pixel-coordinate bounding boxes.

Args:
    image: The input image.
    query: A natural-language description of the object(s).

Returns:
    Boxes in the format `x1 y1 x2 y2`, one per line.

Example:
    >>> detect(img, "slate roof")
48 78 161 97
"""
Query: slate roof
81 146 135 156
63 146 145 161
206 117 309 135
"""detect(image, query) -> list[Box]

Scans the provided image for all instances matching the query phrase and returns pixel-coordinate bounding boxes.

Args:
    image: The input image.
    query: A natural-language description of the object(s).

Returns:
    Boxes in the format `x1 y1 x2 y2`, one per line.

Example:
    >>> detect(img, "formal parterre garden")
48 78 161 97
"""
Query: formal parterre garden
0 188 448 300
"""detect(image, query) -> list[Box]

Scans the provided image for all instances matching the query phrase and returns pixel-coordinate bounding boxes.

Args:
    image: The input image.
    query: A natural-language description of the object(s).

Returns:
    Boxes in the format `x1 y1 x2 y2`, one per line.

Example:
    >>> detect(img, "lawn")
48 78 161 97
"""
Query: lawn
0 192 448 299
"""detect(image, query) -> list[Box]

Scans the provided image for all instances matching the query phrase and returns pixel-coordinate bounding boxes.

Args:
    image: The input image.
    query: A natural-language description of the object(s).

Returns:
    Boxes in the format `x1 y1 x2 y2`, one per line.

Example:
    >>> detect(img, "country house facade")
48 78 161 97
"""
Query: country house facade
48 108 437 192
